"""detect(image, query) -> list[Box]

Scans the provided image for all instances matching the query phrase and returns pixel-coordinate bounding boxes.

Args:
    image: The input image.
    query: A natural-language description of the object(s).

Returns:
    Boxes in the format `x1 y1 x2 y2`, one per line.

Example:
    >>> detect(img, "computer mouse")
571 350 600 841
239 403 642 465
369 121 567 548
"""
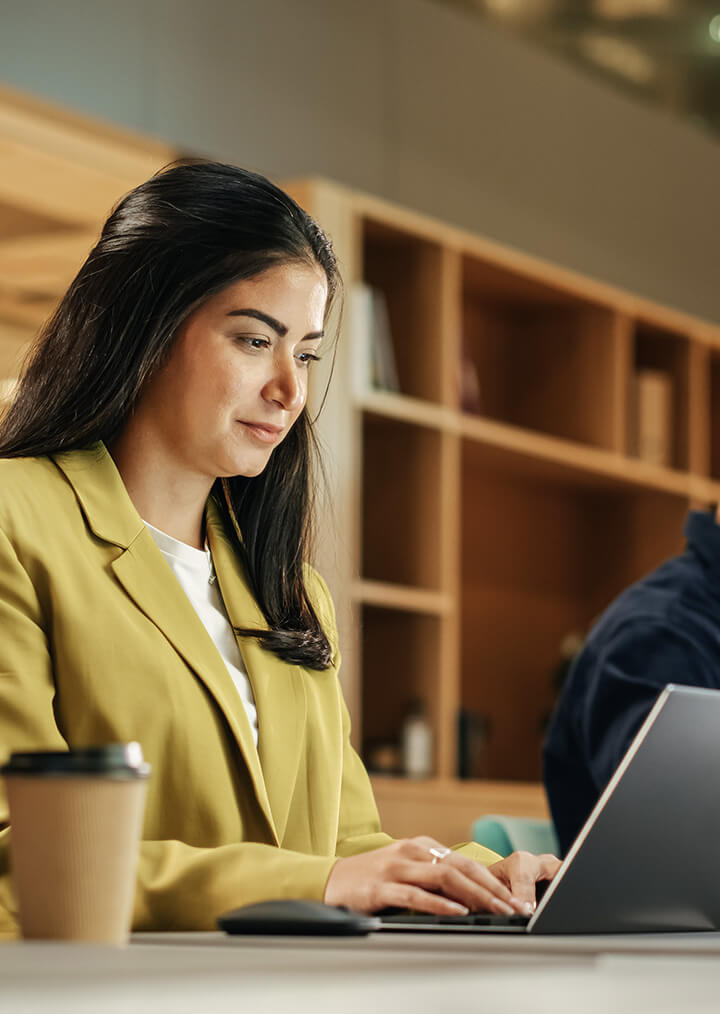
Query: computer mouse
217 898 381 936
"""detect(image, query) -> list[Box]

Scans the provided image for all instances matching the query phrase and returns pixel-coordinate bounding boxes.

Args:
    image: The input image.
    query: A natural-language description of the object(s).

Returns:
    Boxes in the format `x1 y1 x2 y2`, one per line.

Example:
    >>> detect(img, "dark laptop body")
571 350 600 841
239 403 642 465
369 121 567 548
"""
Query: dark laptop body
380 684 720 935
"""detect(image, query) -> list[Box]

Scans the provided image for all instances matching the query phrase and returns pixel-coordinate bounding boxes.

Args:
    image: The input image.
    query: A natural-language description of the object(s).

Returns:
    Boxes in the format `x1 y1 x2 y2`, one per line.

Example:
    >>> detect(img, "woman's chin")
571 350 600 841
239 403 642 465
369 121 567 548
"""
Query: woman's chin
217 453 272 480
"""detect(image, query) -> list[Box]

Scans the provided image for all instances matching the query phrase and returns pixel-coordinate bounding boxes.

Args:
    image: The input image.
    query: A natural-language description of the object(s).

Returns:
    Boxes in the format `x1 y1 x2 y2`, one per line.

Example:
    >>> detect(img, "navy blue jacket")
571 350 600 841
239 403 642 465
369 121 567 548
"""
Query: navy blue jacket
543 510 720 856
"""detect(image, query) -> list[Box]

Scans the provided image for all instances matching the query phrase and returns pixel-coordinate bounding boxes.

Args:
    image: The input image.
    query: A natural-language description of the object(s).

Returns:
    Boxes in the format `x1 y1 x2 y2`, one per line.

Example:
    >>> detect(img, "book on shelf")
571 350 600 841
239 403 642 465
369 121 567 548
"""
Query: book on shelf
458 343 482 414
348 282 400 394
629 368 673 468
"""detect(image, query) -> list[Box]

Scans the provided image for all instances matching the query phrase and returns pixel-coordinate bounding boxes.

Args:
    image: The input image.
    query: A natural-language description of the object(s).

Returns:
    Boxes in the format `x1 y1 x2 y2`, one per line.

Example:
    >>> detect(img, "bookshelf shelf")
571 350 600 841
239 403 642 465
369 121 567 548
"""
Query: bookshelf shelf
352 580 452 616
460 412 704 499
357 390 455 431
288 177 720 840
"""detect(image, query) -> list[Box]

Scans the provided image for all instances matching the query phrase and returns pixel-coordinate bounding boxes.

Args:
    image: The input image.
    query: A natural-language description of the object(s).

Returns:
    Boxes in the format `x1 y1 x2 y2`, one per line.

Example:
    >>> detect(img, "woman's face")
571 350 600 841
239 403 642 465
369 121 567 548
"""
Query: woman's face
138 261 328 480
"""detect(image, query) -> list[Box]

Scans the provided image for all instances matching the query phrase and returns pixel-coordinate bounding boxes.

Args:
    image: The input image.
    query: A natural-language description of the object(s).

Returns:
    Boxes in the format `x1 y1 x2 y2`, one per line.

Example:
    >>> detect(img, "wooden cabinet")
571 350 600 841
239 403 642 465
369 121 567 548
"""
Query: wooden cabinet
287 177 720 837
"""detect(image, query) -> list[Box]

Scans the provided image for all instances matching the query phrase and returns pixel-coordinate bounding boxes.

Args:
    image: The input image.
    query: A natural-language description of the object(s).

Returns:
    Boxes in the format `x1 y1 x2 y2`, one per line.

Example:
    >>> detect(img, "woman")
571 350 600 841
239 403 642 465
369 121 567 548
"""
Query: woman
0 162 558 935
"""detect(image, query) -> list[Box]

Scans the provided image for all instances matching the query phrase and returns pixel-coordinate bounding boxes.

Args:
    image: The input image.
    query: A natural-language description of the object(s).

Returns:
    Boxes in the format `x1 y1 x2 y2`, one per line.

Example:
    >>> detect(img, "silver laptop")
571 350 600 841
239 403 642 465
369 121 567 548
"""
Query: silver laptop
380 684 720 934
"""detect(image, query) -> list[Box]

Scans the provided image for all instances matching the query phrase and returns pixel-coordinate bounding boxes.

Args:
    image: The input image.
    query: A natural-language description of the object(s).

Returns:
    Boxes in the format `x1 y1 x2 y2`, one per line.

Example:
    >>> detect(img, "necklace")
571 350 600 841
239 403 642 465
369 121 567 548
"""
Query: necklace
205 544 217 585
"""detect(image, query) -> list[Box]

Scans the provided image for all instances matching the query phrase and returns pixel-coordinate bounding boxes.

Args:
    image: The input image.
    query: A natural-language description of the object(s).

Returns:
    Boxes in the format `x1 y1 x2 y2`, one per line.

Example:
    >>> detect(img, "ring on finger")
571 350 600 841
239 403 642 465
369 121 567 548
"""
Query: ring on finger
429 846 452 865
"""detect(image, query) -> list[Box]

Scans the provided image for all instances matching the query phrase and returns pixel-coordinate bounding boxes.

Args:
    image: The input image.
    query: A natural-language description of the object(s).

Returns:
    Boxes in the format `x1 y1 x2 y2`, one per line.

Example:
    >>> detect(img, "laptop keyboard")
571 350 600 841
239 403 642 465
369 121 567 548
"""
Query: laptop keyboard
378 910 530 928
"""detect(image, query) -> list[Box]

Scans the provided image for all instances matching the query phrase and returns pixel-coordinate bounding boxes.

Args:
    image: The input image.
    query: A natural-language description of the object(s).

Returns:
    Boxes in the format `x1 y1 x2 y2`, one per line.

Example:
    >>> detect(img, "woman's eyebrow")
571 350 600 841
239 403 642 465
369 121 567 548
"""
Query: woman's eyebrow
226 308 324 342
227 308 287 335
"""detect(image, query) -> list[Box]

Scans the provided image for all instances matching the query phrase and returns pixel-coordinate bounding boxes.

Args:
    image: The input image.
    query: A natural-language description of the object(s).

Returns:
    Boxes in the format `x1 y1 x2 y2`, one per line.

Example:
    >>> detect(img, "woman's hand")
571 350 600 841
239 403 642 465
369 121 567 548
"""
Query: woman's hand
489 851 562 911
324 837 534 916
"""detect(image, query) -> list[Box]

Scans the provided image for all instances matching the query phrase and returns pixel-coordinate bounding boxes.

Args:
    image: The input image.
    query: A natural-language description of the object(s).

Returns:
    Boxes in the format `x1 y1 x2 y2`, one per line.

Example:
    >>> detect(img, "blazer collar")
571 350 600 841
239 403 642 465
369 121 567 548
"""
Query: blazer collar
52 443 144 549
206 503 307 845
52 444 307 846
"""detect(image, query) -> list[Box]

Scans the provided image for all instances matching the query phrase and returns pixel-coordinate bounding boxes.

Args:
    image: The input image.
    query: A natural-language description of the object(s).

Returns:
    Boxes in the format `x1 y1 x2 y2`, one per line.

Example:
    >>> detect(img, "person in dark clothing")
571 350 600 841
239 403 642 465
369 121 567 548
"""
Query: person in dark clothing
543 508 720 857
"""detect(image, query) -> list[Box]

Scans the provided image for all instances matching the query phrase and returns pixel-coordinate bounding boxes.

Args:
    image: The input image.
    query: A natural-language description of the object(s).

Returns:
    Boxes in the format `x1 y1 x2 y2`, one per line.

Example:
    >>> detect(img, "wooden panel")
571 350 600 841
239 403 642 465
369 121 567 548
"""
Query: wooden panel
610 313 634 455
371 776 549 845
460 443 689 782
460 460 593 782
361 606 443 777
688 342 710 478
0 85 174 226
437 430 461 778
362 415 443 588
0 231 95 295
0 320 31 379
709 354 720 482
632 324 691 471
363 220 444 403
0 200 75 241
462 265 619 450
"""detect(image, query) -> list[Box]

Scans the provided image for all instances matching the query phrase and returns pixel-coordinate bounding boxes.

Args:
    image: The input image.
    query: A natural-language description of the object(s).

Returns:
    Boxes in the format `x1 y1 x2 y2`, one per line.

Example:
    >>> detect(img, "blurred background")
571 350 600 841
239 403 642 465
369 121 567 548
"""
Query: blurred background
2 0 719 842
2 0 719 320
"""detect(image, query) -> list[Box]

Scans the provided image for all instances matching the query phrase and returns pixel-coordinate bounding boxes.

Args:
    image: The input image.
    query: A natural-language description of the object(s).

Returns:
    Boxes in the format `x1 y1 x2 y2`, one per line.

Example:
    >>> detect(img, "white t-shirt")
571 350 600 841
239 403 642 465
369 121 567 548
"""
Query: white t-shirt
144 521 259 747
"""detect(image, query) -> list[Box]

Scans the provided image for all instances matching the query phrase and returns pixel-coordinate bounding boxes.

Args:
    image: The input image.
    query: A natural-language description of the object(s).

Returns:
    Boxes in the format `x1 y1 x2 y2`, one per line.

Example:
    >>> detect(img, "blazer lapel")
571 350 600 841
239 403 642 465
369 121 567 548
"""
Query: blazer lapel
206 503 307 846
52 445 278 844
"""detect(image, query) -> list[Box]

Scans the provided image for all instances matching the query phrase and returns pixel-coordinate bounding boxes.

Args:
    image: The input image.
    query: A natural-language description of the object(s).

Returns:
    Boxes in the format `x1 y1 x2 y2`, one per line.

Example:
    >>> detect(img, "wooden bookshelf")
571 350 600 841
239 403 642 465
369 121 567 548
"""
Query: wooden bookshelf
289 177 720 841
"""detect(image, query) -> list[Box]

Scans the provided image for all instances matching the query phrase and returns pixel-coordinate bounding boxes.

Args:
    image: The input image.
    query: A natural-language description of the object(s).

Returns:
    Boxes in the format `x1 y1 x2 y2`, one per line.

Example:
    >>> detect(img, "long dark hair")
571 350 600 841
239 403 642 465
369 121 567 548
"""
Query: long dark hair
0 161 339 670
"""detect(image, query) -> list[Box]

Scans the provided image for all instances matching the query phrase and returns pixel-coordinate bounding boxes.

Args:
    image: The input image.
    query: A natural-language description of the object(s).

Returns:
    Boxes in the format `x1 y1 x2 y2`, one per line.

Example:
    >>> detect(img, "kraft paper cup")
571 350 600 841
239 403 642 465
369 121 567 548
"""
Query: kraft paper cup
1 743 150 945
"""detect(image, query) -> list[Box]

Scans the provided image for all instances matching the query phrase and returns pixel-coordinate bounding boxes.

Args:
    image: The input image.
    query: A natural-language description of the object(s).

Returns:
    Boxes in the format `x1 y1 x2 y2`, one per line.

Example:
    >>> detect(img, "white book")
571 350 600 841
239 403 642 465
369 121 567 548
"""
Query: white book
370 289 399 393
348 282 399 394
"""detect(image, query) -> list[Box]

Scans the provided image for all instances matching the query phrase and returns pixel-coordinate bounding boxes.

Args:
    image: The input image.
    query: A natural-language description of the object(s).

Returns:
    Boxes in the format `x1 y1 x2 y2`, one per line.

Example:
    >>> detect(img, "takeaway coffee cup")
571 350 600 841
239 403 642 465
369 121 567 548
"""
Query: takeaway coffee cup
1 743 150 944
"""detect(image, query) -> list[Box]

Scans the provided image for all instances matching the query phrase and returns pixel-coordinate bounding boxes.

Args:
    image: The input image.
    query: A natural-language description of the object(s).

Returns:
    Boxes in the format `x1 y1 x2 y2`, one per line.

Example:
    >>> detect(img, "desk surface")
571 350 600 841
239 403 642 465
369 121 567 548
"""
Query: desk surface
4 931 720 1014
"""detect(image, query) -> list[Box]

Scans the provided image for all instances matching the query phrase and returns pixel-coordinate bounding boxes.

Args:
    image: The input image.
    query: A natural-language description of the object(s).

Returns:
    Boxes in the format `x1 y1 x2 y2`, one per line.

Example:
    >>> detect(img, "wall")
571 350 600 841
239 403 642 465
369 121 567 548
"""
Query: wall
2 0 718 322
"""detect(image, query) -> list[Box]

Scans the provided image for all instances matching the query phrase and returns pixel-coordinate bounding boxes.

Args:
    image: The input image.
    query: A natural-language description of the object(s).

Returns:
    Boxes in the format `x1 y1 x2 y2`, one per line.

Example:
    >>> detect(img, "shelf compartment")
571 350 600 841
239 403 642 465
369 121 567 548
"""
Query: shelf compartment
362 218 445 403
460 253 620 449
629 322 690 471
360 604 442 778
460 438 689 782
362 413 444 589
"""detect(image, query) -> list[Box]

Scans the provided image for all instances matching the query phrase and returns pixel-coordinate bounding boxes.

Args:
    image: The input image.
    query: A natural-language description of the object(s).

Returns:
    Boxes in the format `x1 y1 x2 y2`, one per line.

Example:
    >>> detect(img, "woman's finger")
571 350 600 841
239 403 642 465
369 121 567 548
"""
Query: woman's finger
403 859 517 915
376 881 471 917
396 838 529 912
488 851 559 909
536 853 563 879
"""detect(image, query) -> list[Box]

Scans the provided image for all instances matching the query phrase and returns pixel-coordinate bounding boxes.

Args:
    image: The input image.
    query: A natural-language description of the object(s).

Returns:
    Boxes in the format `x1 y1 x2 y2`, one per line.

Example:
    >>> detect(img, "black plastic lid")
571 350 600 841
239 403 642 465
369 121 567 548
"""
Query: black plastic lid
0 743 151 779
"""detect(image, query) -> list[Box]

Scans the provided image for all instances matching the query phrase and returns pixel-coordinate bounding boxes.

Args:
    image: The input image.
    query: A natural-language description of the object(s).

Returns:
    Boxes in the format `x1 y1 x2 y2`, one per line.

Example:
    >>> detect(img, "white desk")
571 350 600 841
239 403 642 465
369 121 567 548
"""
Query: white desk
4 931 720 1014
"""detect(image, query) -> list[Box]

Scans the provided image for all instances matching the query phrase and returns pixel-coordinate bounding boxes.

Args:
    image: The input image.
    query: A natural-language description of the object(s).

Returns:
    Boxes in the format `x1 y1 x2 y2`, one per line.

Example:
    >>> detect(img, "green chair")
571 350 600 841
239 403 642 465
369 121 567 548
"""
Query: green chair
471 814 559 858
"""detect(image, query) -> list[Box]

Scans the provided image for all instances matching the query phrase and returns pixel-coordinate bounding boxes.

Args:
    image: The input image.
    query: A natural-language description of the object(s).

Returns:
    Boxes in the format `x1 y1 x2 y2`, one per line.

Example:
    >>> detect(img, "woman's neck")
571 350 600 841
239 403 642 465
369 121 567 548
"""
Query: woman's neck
108 427 213 550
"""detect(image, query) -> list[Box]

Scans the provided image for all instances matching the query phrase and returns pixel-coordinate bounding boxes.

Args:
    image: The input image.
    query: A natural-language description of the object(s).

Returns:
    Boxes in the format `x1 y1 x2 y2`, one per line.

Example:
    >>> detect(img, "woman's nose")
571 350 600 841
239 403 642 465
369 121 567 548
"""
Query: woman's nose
263 355 304 412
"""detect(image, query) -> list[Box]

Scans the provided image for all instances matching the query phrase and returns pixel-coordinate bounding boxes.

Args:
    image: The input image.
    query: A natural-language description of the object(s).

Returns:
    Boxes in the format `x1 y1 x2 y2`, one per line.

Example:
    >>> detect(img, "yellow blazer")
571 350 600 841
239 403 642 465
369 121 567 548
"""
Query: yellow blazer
0 445 497 936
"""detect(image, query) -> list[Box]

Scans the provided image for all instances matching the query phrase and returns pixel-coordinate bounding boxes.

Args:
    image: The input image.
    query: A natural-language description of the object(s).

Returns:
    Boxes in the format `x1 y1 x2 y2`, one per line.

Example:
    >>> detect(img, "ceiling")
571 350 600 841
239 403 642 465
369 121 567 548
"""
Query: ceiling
433 0 720 137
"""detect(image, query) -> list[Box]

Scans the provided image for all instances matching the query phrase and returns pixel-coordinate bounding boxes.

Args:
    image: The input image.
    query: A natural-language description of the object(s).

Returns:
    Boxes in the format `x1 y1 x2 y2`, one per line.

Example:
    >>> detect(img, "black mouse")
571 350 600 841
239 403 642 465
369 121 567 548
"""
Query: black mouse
217 898 380 936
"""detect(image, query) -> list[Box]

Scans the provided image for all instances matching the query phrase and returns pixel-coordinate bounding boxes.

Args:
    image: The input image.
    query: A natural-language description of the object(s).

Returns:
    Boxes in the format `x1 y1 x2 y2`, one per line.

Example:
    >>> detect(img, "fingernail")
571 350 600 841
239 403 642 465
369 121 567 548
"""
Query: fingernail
522 901 534 916
495 900 515 916
448 902 470 915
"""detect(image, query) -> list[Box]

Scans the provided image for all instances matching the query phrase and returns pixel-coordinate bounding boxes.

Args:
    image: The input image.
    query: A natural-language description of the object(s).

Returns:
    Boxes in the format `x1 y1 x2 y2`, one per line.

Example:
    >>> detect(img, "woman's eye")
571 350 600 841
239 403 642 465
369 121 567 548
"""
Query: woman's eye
296 352 321 366
234 335 270 350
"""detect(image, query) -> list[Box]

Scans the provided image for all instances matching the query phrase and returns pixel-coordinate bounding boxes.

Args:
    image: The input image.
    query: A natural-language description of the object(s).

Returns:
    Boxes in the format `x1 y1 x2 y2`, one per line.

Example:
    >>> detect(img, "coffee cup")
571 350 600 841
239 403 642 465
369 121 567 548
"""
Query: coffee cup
1 743 150 944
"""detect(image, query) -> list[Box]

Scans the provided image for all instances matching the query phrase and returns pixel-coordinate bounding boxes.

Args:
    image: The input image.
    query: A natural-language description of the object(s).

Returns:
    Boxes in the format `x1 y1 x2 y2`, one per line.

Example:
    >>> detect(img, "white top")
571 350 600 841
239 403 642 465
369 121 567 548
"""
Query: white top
144 521 259 747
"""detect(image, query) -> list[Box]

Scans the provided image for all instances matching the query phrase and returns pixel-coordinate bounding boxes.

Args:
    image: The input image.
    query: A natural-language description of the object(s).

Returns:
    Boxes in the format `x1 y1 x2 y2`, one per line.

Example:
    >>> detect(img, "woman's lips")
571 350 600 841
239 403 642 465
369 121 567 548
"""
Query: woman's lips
238 421 284 444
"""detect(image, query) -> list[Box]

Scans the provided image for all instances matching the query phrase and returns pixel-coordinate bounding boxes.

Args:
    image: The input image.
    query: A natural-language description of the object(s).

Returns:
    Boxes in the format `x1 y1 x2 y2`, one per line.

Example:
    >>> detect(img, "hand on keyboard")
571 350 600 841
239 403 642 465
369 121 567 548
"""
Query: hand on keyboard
324 835 530 918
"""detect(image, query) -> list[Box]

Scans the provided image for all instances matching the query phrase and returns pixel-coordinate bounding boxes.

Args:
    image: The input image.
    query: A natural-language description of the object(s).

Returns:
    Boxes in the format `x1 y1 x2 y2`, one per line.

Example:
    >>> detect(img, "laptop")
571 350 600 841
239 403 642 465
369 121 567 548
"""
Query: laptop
379 684 720 934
